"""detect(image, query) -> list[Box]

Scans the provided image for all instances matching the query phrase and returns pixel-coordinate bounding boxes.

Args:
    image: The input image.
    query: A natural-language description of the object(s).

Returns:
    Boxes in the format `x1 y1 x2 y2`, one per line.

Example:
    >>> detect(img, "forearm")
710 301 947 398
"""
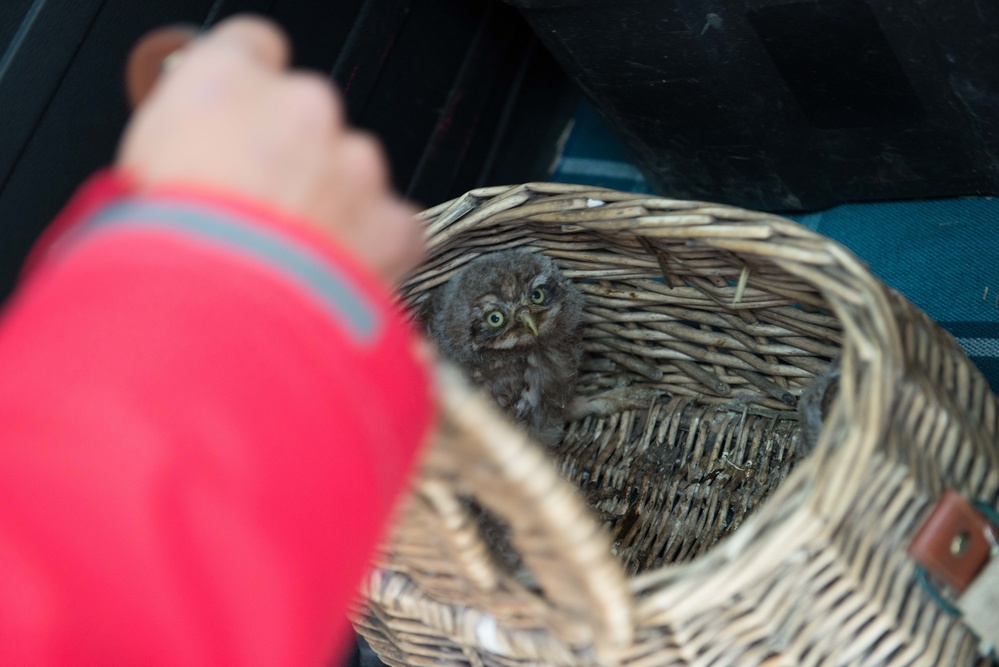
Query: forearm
0 172 433 665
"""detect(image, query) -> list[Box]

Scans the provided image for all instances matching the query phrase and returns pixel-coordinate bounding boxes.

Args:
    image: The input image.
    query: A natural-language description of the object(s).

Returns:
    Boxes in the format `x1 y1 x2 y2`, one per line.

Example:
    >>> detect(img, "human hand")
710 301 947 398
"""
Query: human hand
116 16 423 285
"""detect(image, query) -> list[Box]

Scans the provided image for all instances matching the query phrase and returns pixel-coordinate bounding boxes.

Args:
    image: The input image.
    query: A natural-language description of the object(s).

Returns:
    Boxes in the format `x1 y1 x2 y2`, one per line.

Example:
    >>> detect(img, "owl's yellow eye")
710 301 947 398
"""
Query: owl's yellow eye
486 311 505 327
530 288 545 304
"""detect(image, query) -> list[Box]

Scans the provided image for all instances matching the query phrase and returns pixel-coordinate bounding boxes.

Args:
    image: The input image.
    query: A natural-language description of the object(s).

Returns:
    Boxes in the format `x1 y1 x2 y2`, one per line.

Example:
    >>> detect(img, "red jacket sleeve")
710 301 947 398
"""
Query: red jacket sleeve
0 172 435 666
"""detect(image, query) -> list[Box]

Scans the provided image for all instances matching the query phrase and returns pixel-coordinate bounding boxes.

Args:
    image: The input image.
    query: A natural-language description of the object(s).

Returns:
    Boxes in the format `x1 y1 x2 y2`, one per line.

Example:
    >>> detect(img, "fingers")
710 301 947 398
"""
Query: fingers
151 16 289 101
333 133 391 208
130 17 291 121
373 197 425 284
119 15 427 287
124 25 199 109
306 130 422 284
347 196 425 286
196 15 291 71
278 73 344 140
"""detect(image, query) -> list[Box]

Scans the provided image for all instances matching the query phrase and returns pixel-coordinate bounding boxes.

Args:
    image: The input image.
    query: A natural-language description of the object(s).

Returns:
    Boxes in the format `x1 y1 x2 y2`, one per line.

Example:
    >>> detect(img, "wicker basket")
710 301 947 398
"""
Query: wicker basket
352 183 999 666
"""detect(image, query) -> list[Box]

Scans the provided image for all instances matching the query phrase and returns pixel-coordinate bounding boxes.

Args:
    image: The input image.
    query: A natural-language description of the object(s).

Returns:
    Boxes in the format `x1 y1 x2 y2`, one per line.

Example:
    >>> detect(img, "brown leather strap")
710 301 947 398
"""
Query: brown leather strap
125 26 198 109
908 489 997 594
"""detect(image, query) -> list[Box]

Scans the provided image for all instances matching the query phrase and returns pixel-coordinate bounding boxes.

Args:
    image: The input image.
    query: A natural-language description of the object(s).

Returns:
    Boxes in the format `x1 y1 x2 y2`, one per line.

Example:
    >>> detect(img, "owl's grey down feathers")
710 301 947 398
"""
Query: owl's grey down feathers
797 363 840 456
423 249 585 445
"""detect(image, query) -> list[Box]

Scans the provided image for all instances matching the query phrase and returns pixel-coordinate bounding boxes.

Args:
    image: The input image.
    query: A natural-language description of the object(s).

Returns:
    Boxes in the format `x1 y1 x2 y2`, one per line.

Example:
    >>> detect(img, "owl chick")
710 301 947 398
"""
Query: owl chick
423 249 585 445
797 363 840 456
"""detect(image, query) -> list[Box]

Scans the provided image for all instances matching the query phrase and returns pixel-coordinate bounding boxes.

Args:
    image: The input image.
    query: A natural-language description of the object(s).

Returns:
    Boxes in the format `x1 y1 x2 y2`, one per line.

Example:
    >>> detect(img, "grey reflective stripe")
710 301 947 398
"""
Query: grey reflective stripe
80 201 379 341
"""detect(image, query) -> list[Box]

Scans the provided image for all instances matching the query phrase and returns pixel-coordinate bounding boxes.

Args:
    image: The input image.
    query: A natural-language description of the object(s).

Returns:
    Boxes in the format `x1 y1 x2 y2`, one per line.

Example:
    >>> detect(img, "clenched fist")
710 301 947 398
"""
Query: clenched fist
117 15 423 285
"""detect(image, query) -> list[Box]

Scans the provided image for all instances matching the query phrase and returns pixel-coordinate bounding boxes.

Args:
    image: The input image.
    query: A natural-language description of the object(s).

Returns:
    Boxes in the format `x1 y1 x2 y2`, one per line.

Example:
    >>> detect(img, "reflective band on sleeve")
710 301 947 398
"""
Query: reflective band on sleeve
78 201 379 341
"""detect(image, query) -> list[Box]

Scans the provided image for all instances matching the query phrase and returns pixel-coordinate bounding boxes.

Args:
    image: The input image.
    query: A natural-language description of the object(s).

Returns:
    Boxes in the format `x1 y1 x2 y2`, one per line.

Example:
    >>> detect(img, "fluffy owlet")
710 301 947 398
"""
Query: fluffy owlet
423 249 585 445
797 363 840 456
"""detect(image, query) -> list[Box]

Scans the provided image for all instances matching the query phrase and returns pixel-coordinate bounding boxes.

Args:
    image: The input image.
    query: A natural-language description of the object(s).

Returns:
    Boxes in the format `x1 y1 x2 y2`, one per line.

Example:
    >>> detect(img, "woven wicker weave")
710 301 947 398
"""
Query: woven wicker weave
352 183 999 667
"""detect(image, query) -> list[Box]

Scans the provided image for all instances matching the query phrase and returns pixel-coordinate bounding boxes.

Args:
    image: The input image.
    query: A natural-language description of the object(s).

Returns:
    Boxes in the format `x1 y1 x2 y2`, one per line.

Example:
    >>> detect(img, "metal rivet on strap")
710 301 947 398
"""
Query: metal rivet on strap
951 531 971 557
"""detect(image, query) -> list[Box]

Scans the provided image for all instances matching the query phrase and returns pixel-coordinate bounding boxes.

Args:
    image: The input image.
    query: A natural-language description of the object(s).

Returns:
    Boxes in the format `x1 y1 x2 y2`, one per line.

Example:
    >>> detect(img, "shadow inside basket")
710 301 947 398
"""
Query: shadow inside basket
562 272 839 575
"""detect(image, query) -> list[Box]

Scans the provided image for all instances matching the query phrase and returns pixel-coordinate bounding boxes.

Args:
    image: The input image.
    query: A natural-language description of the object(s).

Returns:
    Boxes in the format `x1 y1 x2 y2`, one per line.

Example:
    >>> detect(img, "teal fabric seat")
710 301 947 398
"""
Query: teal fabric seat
551 102 999 390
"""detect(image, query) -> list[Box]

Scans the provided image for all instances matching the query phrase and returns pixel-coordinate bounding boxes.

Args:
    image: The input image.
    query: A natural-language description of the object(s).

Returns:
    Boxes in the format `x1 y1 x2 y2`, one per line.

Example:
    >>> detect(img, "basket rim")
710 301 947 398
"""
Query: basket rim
363 182 992 665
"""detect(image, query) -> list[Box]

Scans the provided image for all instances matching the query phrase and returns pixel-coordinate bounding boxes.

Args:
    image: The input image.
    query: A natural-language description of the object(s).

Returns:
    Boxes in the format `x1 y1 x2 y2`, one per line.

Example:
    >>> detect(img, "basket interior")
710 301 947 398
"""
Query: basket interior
404 186 843 578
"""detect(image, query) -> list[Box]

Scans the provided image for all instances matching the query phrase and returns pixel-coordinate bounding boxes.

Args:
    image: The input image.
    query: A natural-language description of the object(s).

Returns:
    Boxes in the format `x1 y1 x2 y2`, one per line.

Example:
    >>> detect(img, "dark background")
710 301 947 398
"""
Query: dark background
7 0 999 304
0 0 578 303
515 0 999 212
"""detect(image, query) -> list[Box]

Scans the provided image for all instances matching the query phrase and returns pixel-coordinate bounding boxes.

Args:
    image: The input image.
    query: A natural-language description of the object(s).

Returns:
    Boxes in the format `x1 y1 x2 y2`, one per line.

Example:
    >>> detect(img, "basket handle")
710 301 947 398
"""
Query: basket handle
400 364 633 662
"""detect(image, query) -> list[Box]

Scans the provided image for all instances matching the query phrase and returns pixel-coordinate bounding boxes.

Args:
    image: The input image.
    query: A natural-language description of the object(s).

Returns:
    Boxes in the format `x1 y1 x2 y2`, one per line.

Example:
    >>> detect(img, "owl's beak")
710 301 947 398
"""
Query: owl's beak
518 311 539 336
